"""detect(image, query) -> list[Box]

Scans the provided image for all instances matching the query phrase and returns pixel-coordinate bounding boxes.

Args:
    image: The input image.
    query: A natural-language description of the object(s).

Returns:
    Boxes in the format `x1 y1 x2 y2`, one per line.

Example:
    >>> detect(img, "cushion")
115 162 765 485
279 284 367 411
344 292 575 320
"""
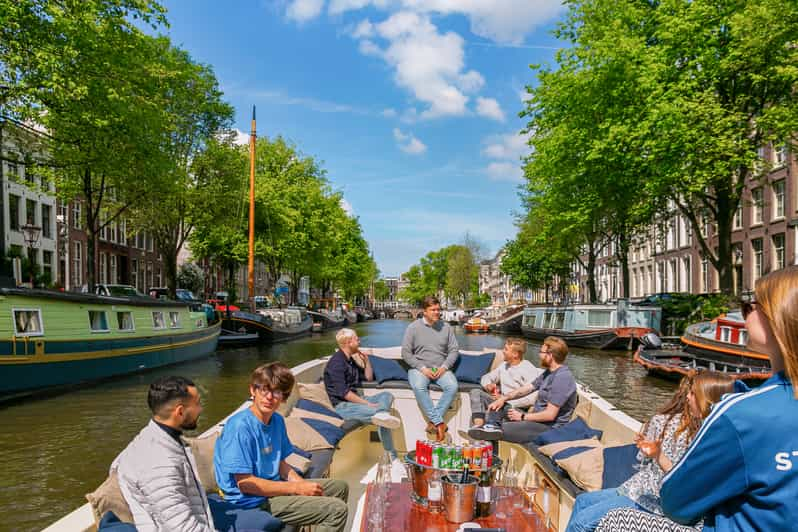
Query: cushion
284 417 333 451
184 431 220 493
305 449 335 479
300 417 346 447
98 511 137 531
555 446 604 491
538 438 602 459
596 508 702 532
553 446 596 461
291 407 345 428
284 453 312 475
453 352 496 384
370 357 408 383
85 470 134 525
297 382 334 411
601 444 640 489
296 399 344 420
534 417 603 446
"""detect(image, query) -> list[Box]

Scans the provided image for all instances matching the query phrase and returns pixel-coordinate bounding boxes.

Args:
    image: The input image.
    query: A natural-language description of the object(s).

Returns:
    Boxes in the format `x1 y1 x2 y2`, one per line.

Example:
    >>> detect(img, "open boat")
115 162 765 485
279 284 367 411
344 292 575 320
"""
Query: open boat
521 300 661 350
46 345 640 532
0 287 220 401
307 309 346 331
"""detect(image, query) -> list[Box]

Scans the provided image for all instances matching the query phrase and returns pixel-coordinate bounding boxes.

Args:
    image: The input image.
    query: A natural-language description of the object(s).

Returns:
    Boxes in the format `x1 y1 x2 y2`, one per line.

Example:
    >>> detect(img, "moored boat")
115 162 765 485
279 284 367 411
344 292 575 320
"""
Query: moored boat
520 300 661 350
0 288 220 400
487 305 524 334
634 312 772 381
307 309 346 331
463 315 490 333
221 307 312 343
47 345 640 532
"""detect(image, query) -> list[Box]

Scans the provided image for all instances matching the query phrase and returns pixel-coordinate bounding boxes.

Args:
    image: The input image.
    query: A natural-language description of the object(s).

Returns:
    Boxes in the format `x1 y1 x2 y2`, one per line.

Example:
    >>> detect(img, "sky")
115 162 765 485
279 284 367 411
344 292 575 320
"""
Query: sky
159 0 566 276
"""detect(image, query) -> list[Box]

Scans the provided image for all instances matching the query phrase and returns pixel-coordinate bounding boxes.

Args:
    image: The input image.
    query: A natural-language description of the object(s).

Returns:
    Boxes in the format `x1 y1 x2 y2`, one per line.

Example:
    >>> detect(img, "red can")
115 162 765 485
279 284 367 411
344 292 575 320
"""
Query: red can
482 443 492 469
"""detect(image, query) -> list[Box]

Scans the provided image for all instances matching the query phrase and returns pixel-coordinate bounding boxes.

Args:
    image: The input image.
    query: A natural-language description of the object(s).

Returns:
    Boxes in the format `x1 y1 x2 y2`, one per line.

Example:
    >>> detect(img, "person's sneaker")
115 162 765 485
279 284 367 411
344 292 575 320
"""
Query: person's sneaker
458 429 478 442
371 412 401 429
468 423 503 441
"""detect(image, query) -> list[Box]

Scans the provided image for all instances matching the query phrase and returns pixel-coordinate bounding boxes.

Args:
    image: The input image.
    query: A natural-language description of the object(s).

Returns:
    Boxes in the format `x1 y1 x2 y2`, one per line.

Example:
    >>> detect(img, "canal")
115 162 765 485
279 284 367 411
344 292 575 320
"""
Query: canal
0 319 677 531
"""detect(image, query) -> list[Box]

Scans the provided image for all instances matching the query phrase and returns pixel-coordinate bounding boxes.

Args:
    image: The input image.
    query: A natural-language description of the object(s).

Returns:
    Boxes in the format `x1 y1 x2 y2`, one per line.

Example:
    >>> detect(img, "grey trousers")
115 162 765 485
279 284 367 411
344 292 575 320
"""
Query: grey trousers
469 389 510 425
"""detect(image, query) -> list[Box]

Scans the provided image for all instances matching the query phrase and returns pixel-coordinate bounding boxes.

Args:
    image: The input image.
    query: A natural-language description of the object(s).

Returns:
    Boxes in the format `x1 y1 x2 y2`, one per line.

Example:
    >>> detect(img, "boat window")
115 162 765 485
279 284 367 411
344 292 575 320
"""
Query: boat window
553 312 566 329
738 329 748 345
169 312 181 328
587 310 613 328
720 326 732 343
116 311 134 331
152 311 165 329
523 314 537 328
543 312 553 328
13 309 43 336
89 311 109 332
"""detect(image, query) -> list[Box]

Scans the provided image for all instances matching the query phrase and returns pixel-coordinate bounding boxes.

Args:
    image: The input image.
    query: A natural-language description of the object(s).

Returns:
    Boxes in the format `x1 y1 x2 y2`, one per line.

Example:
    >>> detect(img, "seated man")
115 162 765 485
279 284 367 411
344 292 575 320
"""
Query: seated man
401 295 460 442
465 337 543 440
214 363 349 532
324 328 402 459
113 376 282 532
478 336 577 443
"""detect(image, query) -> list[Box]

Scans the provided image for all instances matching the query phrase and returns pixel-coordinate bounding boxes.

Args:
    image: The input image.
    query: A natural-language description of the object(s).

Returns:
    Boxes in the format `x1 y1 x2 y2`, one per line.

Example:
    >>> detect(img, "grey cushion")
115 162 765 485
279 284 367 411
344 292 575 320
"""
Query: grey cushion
304 449 335 479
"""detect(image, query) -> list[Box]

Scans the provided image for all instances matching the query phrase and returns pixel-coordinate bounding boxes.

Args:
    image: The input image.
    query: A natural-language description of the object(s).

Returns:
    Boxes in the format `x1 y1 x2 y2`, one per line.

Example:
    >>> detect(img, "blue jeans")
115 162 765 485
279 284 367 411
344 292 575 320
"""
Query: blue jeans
334 391 396 456
565 488 642 532
207 494 283 531
407 369 458 426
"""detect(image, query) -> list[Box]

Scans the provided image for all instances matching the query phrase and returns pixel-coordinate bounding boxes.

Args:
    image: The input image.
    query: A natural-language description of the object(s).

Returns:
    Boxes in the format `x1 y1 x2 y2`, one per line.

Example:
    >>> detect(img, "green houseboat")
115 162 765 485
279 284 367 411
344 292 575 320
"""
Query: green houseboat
0 288 220 399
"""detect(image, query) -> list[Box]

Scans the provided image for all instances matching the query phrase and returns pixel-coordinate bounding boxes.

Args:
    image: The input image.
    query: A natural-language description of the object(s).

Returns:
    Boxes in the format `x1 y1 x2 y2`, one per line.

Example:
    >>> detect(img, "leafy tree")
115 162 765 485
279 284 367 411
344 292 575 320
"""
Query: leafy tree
373 279 390 302
445 245 476 306
177 262 204 295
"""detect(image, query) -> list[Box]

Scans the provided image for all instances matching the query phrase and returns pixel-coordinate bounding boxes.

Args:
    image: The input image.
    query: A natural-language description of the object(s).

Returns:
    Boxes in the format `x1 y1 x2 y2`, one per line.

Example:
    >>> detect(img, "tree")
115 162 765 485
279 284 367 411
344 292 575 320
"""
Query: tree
373 279 390 302
177 263 204 294
445 245 477 306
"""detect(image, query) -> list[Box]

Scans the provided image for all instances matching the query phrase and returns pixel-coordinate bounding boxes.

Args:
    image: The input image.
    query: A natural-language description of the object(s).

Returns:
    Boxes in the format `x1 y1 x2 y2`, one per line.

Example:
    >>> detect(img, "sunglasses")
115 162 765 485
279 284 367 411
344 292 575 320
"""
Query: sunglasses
741 300 757 319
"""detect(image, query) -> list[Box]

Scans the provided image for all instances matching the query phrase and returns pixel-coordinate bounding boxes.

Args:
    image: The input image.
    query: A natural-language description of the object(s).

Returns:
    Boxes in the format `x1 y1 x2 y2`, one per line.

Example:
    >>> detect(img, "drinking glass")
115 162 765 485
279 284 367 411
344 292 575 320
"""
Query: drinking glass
522 470 538 516
510 467 523 509
493 465 508 520
369 454 390 529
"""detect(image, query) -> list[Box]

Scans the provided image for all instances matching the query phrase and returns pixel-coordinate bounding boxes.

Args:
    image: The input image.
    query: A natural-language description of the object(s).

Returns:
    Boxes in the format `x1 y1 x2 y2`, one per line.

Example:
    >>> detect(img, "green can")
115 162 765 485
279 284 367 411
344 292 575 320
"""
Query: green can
451 446 463 469
432 444 445 469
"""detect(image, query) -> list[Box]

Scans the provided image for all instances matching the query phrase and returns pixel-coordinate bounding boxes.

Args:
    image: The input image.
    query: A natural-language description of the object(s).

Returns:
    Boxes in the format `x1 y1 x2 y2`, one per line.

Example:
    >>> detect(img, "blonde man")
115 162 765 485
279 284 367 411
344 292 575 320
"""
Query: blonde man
323 328 401 458
466 337 543 440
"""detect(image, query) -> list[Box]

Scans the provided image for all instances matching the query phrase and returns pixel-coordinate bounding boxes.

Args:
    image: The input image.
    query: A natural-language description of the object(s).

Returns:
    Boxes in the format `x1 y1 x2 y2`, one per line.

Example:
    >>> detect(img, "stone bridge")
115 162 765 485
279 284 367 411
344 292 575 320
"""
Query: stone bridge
382 307 421 319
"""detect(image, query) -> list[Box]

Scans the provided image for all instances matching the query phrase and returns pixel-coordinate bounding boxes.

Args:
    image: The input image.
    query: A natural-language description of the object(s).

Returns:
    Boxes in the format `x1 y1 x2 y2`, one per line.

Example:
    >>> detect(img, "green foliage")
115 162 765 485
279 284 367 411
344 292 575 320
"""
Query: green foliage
177 263 204 294
659 293 737 336
401 241 482 307
373 279 390 301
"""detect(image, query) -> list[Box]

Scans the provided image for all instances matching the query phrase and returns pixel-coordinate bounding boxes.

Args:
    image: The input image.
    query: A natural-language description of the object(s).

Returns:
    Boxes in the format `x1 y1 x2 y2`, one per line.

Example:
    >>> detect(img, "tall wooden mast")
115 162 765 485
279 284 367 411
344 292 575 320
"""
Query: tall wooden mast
248 106 256 303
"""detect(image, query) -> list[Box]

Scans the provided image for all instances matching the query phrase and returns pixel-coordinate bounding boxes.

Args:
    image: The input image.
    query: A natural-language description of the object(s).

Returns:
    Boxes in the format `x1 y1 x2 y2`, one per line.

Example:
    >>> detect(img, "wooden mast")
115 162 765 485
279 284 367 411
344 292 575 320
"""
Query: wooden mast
248 106 256 304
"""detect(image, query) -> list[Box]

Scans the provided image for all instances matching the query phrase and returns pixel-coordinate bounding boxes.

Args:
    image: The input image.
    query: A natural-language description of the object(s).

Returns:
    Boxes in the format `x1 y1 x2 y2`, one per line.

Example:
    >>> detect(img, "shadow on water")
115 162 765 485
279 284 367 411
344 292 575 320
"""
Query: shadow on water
0 319 676 531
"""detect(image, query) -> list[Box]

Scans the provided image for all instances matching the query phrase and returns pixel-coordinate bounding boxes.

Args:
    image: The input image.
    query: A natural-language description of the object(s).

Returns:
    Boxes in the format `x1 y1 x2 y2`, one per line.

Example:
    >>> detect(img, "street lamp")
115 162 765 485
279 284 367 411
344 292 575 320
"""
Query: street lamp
21 223 41 287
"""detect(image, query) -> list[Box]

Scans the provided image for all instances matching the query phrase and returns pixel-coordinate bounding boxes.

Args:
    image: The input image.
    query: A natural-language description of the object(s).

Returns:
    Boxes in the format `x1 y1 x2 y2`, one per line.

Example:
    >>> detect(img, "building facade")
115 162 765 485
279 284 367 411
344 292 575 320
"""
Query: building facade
479 250 529 306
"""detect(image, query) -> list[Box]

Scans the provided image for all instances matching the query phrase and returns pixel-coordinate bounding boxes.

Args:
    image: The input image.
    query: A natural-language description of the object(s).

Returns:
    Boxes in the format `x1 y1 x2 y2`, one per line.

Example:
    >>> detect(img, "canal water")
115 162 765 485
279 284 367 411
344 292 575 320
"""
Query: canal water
0 319 676 531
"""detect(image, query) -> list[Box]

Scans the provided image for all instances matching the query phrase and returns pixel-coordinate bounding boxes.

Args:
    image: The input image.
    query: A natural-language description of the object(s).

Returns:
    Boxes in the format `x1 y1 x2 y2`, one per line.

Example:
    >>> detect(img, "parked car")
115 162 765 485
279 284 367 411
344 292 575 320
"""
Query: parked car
148 287 200 302
80 284 147 298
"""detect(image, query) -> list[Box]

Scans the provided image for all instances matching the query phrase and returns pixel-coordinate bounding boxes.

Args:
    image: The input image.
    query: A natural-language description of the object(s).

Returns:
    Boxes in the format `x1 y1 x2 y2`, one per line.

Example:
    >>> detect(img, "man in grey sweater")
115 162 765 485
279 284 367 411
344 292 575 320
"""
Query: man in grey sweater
401 296 459 441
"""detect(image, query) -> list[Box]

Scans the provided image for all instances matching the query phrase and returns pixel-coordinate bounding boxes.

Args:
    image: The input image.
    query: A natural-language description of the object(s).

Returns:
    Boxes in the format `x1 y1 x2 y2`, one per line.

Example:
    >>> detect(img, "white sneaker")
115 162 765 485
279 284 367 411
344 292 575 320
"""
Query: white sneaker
468 424 503 441
371 411 401 429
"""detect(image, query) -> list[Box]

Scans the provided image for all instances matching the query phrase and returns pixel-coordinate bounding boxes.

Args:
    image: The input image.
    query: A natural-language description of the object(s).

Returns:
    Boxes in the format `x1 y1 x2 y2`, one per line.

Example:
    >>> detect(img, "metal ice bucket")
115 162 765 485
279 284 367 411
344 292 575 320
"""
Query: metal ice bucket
404 451 502 506
442 474 478 523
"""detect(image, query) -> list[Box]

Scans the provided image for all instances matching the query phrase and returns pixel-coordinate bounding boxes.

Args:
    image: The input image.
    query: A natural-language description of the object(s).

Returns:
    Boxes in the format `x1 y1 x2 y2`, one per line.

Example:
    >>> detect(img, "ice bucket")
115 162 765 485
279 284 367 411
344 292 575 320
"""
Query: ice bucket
404 451 501 507
442 474 478 523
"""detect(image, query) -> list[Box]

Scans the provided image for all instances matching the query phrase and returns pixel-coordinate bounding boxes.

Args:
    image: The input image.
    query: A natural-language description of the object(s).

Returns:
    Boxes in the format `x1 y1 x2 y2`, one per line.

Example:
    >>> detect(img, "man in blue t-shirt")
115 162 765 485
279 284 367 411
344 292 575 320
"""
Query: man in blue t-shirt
214 363 348 532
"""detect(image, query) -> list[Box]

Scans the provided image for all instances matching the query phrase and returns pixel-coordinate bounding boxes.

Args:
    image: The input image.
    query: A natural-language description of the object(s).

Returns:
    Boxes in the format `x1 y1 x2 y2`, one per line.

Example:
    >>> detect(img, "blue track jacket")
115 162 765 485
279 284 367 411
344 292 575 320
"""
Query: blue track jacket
660 372 798 531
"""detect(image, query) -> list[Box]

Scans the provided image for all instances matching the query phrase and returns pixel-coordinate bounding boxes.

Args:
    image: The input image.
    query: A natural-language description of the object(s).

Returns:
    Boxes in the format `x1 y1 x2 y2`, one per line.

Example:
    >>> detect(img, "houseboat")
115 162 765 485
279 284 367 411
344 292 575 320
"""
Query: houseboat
520 300 662 350
307 309 346 331
222 307 313 343
635 312 772 380
487 305 524 334
46 346 641 532
0 288 220 399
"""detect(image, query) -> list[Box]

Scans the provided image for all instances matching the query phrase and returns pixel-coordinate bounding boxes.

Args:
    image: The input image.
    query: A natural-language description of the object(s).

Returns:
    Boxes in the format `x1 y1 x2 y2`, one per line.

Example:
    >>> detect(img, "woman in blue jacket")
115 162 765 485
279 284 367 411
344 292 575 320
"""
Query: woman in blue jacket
660 265 798 531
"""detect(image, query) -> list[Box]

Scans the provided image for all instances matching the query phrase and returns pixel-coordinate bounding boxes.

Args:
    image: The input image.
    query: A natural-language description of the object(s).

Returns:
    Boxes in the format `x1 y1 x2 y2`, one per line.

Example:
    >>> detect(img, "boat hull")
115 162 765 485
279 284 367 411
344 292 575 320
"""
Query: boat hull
1 322 220 396
487 311 523 334
221 311 313 343
306 311 346 331
634 346 771 381
520 325 651 350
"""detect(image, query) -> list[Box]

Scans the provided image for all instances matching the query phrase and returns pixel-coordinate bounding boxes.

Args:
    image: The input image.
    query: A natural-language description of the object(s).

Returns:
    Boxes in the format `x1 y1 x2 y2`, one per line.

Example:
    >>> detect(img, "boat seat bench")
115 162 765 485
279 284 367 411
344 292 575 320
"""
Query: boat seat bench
359 380 483 392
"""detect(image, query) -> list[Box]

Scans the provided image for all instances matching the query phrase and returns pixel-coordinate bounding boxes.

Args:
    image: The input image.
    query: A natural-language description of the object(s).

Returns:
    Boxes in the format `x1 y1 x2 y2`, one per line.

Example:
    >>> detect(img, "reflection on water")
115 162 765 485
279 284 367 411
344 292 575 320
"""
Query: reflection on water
0 319 675 531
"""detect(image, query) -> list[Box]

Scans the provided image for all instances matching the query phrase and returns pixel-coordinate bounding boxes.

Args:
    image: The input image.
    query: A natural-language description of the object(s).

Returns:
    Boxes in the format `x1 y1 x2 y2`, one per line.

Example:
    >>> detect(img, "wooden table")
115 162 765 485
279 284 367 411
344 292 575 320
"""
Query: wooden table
360 481 550 531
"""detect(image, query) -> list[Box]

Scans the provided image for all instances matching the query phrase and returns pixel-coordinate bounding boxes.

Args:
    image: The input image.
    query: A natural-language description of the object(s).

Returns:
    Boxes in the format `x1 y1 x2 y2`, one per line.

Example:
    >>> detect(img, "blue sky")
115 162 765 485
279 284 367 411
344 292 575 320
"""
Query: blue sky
159 0 565 276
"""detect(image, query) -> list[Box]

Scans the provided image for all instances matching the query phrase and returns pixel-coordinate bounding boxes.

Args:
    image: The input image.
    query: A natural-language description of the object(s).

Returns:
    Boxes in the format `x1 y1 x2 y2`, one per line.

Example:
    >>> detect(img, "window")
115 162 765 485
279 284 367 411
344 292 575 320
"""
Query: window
41 204 52 239
72 202 82 230
720 327 732 343
8 195 20 231
733 205 743 230
147 262 153 290
73 241 82 286
42 250 53 282
523 314 537 328
752 188 764 225
116 311 135 331
152 311 165 329
146 233 154 252
89 311 109 332
110 255 117 284
702 258 711 293
99 252 107 284
773 180 785 219
774 144 788 167
738 330 748 346
169 312 181 328
683 256 692 292
543 312 553 328
752 238 764 282
6 162 19 180
773 233 786 271
118 220 127 246
13 309 43 336
26 199 36 225
588 310 613 328
156 267 162 288
131 259 139 291
553 312 566 329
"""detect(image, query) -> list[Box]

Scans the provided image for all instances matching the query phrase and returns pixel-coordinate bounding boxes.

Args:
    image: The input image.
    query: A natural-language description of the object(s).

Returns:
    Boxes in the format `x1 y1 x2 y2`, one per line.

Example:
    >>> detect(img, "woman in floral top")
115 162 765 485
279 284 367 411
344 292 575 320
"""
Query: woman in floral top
565 372 735 532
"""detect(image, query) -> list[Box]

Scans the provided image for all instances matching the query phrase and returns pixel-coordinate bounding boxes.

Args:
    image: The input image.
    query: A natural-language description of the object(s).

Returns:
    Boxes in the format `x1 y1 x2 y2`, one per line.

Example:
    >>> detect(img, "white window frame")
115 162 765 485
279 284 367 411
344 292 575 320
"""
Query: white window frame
774 144 788 168
12 308 44 337
752 238 764 282
752 188 764 225
720 326 732 343
152 311 166 329
773 180 785 220
116 311 135 332
733 205 743 230
88 310 110 333
169 311 182 329
773 233 786 271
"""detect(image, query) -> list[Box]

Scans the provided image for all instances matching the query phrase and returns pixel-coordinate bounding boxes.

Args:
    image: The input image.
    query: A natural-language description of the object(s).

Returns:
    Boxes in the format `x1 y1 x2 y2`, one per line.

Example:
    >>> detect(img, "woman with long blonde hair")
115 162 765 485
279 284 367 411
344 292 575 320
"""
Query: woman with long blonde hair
660 265 798 531
566 371 734 532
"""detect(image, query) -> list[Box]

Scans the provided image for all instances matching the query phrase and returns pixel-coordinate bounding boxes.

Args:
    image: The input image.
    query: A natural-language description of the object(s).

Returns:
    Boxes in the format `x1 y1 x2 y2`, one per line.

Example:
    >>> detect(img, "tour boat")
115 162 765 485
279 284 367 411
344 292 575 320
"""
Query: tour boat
221 307 313 343
634 312 772 380
520 300 662 350
46 346 640 532
0 287 220 400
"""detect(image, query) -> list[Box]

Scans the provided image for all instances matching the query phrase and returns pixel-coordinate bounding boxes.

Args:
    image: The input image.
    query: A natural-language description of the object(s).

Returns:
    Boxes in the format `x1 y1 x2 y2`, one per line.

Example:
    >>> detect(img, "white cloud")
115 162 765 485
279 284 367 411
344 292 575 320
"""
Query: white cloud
233 129 250 146
351 19 375 38
358 39 382 57
475 97 505 122
485 161 523 182
381 108 397 118
286 0 325 22
340 198 354 216
519 88 533 103
482 131 530 182
393 127 427 154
